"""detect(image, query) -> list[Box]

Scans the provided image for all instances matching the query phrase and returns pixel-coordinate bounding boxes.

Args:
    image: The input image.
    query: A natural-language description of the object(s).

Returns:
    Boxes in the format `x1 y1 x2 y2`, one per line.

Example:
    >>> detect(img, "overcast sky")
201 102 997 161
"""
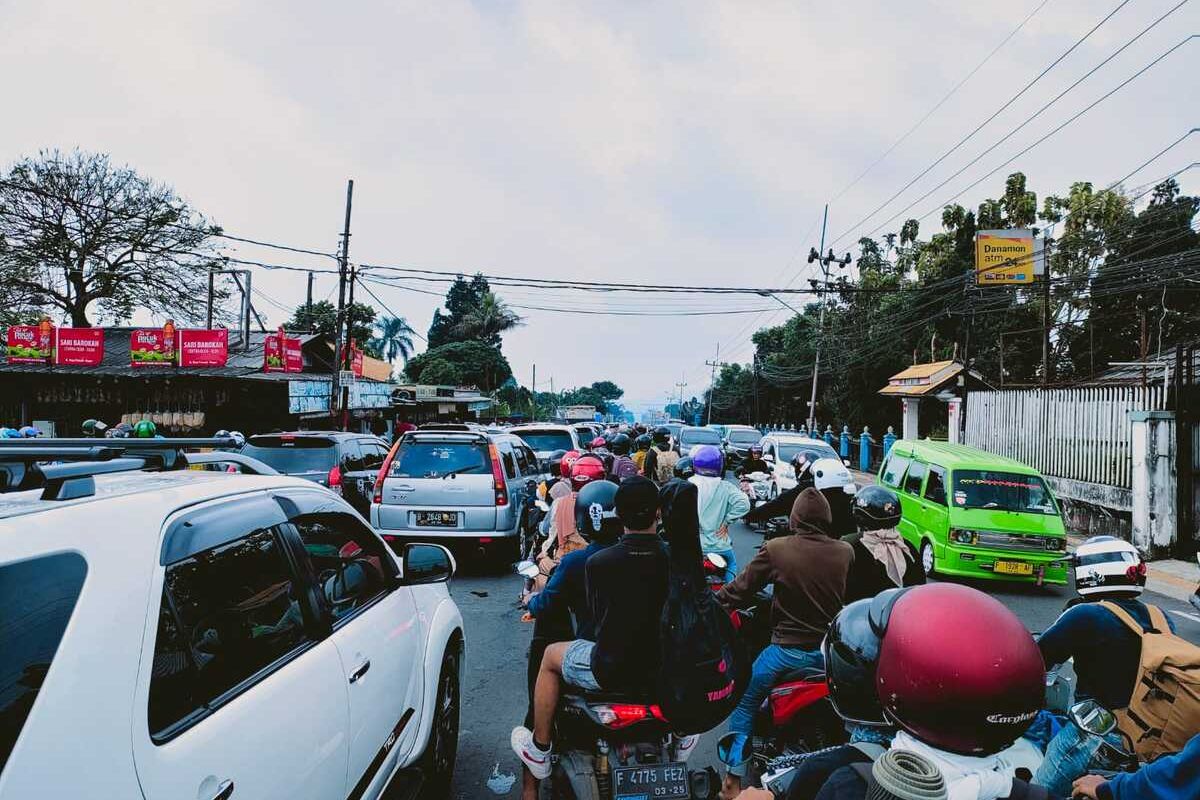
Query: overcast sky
3 0 1197 412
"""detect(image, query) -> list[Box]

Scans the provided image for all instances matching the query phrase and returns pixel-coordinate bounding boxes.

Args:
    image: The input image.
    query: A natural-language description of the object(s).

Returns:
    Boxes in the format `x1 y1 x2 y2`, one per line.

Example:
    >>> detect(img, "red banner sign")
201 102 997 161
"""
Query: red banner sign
264 331 303 372
352 346 364 377
55 328 104 366
178 329 229 367
5 325 53 363
130 329 175 367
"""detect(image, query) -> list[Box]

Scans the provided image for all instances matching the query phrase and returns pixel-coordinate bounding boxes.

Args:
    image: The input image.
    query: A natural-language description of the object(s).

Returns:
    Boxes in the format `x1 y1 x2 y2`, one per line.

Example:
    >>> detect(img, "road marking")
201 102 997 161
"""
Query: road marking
1167 609 1200 624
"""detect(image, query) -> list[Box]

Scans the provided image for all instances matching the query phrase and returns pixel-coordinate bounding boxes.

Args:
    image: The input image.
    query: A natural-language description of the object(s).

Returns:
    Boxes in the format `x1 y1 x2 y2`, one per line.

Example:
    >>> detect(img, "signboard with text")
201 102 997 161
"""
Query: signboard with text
264 333 303 372
55 328 104 366
130 329 175 367
178 329 229 367
5 325 53 363
974 229 1045 285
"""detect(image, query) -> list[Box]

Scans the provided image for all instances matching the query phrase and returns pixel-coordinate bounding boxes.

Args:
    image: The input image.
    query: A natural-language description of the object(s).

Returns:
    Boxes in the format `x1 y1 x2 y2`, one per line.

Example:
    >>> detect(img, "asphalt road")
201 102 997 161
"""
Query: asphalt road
444 519 1200 799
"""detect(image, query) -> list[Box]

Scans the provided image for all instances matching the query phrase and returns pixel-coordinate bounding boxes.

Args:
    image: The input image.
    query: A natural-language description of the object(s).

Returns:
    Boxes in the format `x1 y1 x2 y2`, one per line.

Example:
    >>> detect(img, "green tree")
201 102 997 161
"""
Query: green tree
427 273 491 347
0 149 225 326
405 341 512 391
413 358 462 386
369 315 416 365
450 291 524 346
285 300 378 356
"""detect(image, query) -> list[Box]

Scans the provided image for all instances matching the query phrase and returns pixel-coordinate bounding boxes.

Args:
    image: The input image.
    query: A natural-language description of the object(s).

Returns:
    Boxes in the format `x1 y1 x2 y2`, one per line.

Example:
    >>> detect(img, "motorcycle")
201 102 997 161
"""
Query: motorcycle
739 471 773 510
702 552 727 592
541 689 719 799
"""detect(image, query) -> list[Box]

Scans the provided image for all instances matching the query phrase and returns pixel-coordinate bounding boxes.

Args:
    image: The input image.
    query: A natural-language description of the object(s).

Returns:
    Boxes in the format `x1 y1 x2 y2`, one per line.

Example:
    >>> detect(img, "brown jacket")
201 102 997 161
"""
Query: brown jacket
718 488 854 648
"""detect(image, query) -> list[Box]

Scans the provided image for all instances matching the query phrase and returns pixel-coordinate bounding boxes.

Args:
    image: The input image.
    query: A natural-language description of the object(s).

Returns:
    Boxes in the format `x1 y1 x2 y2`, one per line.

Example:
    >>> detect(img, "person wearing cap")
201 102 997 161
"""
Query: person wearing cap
716 487 855 799
511 477 667 787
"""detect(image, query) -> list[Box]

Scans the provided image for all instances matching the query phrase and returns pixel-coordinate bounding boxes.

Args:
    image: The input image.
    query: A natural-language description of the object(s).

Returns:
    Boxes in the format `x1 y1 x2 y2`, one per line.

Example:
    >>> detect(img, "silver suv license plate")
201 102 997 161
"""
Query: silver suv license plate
612 762 689 799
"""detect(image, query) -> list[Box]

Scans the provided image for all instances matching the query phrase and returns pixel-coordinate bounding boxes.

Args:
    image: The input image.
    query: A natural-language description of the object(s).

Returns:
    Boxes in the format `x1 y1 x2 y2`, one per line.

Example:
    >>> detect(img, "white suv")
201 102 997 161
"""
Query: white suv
0 449 464 800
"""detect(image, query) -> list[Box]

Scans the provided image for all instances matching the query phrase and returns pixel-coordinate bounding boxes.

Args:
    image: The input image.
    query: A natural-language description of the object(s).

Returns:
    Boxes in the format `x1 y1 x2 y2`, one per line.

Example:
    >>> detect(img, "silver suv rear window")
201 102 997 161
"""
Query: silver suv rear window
391 441 490 478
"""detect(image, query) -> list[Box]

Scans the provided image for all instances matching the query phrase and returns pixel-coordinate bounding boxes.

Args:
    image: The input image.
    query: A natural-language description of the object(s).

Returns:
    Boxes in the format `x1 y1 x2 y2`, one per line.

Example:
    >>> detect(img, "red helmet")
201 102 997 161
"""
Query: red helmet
570 454 606 491
560 449 582 477
589 436 607 450
874 583 1044 756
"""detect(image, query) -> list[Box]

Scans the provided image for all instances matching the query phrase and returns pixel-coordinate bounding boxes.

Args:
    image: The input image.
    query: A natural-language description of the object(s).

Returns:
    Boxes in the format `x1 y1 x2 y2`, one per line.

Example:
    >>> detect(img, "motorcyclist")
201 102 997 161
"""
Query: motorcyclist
607 433 640 481
841 485 924 602
673 456 695 480
1034 536 1178 795
735 445 770 478
133 419 157 438
755 584 1047 800
631 433 652 474
519 480 623 800
690 445 749 583
19 425 42 438
743 453 851 533
81 418 108 437
1071 732 1200 800
511 477 667 786
715 487 852 799
642 426 679 485
536 448 569 501
531 454 605 593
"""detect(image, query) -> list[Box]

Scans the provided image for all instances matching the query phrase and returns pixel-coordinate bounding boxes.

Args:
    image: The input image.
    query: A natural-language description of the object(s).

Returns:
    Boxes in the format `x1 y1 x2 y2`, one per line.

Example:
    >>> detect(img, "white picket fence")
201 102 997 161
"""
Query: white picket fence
965 387 1165 489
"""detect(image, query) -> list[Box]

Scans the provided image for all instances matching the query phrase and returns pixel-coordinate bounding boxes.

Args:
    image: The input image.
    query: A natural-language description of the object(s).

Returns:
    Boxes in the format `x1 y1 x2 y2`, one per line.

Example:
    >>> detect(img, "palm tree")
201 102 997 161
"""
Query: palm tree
452 291 524 346
370 315 416 364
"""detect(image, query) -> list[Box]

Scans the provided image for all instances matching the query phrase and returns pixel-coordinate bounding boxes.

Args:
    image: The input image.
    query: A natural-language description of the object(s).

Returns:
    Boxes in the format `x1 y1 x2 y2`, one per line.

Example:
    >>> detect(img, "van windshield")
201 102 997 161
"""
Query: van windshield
512 430 574 453
392 441 491 478
728 429 761 444
951 470 1057 515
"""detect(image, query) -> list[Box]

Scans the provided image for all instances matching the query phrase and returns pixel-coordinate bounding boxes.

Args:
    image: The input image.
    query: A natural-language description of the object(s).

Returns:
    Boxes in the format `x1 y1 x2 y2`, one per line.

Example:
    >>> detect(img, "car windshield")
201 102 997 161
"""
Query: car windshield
778 443 836 464
391 440 490 478
242 437 337 473
681 428 722 445
664 424 682 439
728 429 761 444
513 430 574 452
951 470 1058 515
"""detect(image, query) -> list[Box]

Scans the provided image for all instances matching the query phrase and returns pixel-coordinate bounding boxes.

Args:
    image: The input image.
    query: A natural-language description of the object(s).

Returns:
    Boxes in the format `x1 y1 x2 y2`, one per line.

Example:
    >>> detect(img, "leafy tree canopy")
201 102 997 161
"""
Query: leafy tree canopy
285 300 379 357
405 340 513 392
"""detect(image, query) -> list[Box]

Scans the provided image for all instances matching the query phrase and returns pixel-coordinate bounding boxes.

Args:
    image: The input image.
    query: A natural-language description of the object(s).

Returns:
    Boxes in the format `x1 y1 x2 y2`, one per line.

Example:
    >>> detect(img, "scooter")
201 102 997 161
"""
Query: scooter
739 471 773 510
703 552 727 592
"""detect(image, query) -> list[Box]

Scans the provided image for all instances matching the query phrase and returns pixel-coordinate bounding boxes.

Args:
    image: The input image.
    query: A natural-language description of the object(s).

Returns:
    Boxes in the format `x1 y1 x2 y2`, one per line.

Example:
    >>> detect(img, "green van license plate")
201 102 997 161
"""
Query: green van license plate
994 560 1033 576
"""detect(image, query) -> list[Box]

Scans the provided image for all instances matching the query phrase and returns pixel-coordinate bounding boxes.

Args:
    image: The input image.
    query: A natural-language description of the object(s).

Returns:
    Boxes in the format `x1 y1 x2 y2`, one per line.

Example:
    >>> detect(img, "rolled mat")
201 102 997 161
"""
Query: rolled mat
866 748 947 800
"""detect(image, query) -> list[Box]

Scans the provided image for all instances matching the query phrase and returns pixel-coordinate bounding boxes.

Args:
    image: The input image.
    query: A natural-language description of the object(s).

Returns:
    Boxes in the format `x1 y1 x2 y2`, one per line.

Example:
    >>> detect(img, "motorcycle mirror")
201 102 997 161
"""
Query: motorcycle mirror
842 483 858 495
707 552 727 570
515 560 541 579
716 732 752 768
1069 699 1117 737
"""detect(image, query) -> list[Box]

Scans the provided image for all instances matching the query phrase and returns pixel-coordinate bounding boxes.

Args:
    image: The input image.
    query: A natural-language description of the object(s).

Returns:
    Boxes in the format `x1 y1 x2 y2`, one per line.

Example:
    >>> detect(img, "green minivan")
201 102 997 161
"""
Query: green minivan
877 440 1069 585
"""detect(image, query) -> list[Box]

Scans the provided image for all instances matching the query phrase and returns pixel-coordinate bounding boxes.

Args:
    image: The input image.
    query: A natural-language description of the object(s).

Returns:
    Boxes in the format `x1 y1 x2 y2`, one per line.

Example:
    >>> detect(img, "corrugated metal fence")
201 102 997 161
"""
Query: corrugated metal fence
965 387 1165 489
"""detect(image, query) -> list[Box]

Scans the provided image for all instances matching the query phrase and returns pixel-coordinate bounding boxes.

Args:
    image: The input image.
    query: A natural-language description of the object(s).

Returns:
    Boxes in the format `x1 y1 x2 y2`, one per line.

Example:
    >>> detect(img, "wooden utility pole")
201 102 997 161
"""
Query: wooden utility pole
1041 237 1052 387
705 343 720 425
531 363 537 421
306 271 314 309
332 179 354 430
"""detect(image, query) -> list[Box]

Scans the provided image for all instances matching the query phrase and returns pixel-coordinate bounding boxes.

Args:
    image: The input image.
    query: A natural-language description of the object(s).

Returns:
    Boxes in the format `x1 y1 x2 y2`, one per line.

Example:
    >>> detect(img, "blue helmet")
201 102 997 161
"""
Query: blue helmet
18 426 41 438
0 427 22 439
691 445 724 477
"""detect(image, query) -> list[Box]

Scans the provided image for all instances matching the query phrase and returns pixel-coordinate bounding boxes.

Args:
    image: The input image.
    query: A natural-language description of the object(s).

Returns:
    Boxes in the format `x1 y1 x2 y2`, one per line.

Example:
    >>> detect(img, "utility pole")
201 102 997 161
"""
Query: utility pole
753 356 761 425
805 204 852 432
705 343 721 426
206 270 215 328
1041 236 1052 387
675 376 687 422
306 271 314 310
531 364 537 421
332 179 354 431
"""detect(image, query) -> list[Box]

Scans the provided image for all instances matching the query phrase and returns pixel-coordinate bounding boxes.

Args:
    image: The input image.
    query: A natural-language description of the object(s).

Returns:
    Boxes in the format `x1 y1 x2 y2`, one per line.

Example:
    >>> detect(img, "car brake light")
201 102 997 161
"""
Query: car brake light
328 464 343 495
488 443 508 506
373 441 401 504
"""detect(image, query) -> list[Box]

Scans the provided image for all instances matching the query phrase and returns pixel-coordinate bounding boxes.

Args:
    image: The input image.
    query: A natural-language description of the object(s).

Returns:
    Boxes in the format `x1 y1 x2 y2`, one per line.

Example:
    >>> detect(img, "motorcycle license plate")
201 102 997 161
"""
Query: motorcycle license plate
612 762 689 799
993 559 1033 576
416 511 458 527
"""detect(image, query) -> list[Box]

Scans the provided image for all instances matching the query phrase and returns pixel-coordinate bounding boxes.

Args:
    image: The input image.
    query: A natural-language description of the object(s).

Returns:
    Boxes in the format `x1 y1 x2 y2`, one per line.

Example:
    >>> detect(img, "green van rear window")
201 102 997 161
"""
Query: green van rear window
952 470 1057 515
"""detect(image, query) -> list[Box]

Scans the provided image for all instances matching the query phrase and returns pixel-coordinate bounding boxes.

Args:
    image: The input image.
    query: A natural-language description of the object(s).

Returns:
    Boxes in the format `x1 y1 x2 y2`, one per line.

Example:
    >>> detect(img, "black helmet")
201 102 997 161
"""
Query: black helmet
634 433 651 451
609 433 632 456
547 449 568 477
652 426 671 446
822 596 888 726
852 485 902 531
673 456 695 480
575 480 622 543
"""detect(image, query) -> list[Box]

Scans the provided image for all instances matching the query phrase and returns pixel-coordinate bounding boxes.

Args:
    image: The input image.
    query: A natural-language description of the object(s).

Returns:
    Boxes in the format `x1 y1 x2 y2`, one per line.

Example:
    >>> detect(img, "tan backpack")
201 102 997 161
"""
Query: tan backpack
654 449 680 484
1099 601 1200 760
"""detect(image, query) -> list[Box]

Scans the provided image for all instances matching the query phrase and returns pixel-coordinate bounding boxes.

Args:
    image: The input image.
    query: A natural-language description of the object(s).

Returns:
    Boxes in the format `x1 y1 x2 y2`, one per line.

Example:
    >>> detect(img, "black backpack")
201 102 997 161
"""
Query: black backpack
655 479 750 734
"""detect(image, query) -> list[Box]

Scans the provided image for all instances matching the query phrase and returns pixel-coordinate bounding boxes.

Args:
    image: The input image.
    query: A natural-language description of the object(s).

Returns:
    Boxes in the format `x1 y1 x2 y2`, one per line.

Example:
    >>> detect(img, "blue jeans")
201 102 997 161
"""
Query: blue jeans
1033 720 1125 796
708 547 737 583
726 644 824 777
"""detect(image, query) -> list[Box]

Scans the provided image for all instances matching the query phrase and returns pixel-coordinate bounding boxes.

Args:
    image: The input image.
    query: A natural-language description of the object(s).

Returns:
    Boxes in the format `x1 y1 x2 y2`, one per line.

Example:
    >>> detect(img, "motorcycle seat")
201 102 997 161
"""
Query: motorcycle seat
563 685 658 705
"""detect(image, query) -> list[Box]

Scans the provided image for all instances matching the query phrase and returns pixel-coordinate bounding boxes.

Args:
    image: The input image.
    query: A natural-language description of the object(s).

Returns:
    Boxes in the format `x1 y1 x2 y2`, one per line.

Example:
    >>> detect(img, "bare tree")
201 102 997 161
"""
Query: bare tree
0 149 227 326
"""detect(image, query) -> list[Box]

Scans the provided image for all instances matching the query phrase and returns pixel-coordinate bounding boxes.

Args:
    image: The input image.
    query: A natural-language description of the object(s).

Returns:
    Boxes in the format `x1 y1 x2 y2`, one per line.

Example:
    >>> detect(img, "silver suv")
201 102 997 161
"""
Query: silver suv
370 429 544 562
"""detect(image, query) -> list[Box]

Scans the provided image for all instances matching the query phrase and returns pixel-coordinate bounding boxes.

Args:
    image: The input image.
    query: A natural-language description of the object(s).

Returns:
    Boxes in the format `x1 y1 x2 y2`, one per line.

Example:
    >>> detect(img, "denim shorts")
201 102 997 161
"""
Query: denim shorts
561 639 601 691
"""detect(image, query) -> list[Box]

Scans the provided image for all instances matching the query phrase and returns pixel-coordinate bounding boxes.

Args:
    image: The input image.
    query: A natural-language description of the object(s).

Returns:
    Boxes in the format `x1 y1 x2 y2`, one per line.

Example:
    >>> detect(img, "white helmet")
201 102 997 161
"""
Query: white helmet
811 457 852 492
1073 536 1146 598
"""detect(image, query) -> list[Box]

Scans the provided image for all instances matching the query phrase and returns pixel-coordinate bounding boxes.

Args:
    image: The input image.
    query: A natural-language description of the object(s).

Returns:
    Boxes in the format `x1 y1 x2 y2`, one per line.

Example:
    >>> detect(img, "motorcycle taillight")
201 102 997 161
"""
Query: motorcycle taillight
592 703 666 729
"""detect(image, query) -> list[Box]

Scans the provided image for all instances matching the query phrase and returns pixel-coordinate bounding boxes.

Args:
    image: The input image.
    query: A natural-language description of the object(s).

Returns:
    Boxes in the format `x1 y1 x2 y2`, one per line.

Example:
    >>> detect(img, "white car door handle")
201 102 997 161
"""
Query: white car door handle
349 659 371 684
208 779 235 800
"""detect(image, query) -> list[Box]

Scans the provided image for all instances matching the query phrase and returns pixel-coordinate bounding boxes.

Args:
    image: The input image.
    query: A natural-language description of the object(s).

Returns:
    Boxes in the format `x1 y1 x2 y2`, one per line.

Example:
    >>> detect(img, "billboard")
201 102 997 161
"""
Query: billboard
178 329 229 367
974 229 1045 285
264 330 303 372
5 324 53 363
55 328 104 366
130 328 175 366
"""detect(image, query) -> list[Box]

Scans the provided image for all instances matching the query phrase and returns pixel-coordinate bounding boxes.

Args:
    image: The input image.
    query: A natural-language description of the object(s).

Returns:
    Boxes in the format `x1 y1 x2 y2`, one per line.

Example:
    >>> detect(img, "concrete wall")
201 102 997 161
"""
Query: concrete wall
1130 411 1178 559
1045 475 1133 541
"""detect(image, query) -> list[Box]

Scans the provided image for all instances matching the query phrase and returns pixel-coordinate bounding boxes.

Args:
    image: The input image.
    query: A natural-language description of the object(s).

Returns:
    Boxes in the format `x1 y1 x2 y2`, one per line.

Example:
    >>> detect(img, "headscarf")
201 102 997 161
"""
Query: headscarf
862 527 913 587
788 487 832 535
549 486 577 552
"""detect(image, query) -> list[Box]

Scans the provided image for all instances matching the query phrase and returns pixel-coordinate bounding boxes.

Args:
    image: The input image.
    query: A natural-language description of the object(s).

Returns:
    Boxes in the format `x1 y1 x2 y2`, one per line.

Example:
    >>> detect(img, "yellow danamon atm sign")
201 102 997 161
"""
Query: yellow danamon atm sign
975 229 1040 285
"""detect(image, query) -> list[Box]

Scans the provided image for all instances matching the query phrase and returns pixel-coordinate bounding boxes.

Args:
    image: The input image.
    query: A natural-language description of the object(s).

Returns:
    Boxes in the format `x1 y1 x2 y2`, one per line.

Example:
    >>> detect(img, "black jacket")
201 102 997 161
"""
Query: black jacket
841 532 925 603
737 457 771 477
746 485 856 537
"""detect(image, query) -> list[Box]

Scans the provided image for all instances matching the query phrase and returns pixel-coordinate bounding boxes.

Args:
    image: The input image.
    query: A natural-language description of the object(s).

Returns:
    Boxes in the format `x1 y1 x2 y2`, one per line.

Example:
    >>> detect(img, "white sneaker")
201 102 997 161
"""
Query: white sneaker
511 726 552 779
674 734 701 762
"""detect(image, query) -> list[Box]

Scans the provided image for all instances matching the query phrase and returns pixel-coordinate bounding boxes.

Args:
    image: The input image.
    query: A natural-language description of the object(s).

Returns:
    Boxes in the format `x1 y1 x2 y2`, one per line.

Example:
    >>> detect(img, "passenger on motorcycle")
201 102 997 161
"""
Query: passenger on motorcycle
642 426 679 485
607 433 640 482
631 433 652 473
715 487 852 800
744 453 814 525
841 485 924 603
765 584 1047 800
743 454 855 536
529 455 604 596
1035 536 1177 795
690 445 750 583
673 456 695 480
511 477 668 785
536 448 569 501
